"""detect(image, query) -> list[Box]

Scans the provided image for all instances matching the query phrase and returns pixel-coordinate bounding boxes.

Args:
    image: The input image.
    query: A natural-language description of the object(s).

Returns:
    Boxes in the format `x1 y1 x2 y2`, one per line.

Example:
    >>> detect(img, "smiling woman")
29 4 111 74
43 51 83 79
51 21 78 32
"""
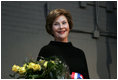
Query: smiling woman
37 9 90 79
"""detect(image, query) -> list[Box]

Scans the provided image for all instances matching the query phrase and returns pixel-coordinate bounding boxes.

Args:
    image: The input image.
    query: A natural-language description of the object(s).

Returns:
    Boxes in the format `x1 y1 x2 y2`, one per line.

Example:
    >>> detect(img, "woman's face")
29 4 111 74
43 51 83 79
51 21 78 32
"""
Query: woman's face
52 15 70 42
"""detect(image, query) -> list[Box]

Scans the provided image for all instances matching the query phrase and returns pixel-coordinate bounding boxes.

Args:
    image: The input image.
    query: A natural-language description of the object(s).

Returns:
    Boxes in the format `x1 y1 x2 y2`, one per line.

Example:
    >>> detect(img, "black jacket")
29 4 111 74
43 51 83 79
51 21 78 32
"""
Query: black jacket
37 41 90 79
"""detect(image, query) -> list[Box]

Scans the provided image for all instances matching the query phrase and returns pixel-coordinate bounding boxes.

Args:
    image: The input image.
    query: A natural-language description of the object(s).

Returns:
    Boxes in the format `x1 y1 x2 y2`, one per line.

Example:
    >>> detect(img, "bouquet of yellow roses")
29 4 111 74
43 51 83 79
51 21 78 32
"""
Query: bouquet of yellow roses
10 56 71 79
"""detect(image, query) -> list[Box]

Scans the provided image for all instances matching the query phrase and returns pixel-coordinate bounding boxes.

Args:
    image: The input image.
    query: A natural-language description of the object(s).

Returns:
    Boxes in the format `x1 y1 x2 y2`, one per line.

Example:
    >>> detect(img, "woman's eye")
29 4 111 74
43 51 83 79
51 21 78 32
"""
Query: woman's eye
62 22 66 24
54 23 59 25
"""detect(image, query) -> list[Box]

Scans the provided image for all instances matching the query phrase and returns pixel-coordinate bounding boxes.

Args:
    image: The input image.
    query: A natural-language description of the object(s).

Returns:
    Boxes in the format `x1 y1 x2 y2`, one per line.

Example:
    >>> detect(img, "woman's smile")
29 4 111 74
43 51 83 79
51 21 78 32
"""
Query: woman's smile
57 30 66 34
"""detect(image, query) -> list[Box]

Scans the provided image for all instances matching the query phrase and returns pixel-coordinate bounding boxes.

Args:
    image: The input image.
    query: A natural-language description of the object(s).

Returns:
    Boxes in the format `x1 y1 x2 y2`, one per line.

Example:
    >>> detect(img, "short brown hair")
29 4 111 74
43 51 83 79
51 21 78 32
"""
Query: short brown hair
45 9 73 36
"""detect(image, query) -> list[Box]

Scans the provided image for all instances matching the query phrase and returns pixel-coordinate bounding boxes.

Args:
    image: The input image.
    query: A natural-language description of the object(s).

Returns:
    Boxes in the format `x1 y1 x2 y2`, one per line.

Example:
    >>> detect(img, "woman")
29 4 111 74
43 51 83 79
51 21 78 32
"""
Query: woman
37 9 89 79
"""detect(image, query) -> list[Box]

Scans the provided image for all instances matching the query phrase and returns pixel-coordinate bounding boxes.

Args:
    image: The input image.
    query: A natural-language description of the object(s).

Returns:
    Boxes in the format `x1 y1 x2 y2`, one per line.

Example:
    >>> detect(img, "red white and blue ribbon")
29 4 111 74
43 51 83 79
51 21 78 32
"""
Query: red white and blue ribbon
71 72 84 79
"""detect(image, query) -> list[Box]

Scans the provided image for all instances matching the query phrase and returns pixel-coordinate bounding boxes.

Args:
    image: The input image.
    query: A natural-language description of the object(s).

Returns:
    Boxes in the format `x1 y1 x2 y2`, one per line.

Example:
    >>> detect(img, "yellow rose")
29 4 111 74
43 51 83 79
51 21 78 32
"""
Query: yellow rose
33 64 41 71
44 61 48 68
23 63 27 67
12 65 20 72
28 62 35 69
19 67 26 74
38 64 41 71
50 60 55 64
39 60 45 64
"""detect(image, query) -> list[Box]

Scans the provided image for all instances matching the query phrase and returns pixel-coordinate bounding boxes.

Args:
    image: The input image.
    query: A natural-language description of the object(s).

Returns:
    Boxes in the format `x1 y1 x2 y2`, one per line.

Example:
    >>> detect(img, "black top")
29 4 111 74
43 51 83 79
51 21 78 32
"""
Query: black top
37 41 89 79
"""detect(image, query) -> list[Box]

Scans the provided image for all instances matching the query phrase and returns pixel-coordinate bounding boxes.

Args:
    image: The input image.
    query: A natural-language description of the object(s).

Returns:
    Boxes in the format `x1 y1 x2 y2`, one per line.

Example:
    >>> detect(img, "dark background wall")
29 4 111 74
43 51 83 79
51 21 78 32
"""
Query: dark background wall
1 1 117 79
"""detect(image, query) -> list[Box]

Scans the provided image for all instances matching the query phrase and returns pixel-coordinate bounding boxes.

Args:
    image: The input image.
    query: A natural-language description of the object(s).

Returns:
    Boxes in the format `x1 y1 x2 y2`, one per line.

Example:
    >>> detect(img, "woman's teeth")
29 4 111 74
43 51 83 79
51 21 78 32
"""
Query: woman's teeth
58 31 65 34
